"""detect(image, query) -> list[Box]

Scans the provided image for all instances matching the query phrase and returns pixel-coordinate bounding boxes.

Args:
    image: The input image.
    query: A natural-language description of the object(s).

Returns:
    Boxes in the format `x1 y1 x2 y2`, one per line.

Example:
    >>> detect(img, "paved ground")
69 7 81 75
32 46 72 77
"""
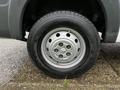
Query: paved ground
0 38 120 90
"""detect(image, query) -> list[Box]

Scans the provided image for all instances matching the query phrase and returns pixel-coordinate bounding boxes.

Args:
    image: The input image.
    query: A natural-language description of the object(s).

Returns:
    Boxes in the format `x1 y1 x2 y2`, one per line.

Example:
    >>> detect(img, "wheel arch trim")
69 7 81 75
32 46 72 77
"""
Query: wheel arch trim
98 0 120 43
8 0 29 39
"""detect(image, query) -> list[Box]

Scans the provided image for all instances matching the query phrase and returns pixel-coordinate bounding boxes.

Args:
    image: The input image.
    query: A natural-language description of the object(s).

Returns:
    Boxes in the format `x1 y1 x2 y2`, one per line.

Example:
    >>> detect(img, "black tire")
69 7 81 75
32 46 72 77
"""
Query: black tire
27 11 100 78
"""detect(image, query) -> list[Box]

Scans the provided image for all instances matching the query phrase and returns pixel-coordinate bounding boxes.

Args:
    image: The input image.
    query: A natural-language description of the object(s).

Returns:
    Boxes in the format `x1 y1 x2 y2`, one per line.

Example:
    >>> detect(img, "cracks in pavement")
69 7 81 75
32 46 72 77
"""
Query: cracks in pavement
101 50 120 77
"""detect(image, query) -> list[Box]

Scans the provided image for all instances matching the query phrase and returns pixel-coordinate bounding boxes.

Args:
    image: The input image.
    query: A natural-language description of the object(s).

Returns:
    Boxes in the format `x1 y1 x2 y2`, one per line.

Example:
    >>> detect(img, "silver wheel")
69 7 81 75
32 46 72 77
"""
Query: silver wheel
41 27 86 69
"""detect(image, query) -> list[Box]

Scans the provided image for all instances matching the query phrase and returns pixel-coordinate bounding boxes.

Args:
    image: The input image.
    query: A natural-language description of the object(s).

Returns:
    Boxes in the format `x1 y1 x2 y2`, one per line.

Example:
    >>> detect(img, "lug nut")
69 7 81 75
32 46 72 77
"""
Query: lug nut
59 43 63 47
59 54 63 58
66 45 71 49
54 49 59 52
66 52 71 56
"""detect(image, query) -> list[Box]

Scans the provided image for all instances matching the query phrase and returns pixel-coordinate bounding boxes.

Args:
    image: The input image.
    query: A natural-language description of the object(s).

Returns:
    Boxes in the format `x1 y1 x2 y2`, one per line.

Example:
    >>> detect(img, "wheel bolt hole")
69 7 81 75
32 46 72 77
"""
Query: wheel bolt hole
49 39 52 43
75 39 78 43
59 43 63 47
66 45 71 49
56 33 60 37
59 54 63 58
66 52 71 56
74 56 77 59
78 48 80 52
66 33 70 37
49 56 53 59
54 49 59 52
46 48 49 51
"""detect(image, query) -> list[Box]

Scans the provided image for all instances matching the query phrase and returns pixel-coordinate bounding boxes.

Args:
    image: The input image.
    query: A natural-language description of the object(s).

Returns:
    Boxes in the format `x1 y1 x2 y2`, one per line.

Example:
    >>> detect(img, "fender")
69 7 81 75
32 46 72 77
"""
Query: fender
0 0 10 37
116 0 120 42
8 0 28 40
2 0 120 42
99 0 120 43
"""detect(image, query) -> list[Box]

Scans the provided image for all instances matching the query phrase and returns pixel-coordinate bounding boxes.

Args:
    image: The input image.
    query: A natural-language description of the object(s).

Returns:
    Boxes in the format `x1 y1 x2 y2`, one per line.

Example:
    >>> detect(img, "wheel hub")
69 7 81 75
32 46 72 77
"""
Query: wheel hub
50 40 75 62
48 32 79 63
41 27 86 69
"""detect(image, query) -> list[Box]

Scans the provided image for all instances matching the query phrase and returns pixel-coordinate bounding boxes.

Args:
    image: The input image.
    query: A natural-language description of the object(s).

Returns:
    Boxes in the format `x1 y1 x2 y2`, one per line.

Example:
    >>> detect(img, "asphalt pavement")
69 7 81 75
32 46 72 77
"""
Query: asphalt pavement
0 38 120 90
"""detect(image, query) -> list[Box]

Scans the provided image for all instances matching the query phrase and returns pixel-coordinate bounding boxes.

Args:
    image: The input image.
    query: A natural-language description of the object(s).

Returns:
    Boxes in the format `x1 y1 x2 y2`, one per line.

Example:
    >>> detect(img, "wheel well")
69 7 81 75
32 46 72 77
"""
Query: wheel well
22 0 105 38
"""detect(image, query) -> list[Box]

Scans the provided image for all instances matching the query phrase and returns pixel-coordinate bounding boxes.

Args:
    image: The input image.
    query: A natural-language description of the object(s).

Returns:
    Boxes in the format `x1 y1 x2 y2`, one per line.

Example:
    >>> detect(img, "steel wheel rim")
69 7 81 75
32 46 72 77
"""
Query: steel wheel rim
41 27 86 69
